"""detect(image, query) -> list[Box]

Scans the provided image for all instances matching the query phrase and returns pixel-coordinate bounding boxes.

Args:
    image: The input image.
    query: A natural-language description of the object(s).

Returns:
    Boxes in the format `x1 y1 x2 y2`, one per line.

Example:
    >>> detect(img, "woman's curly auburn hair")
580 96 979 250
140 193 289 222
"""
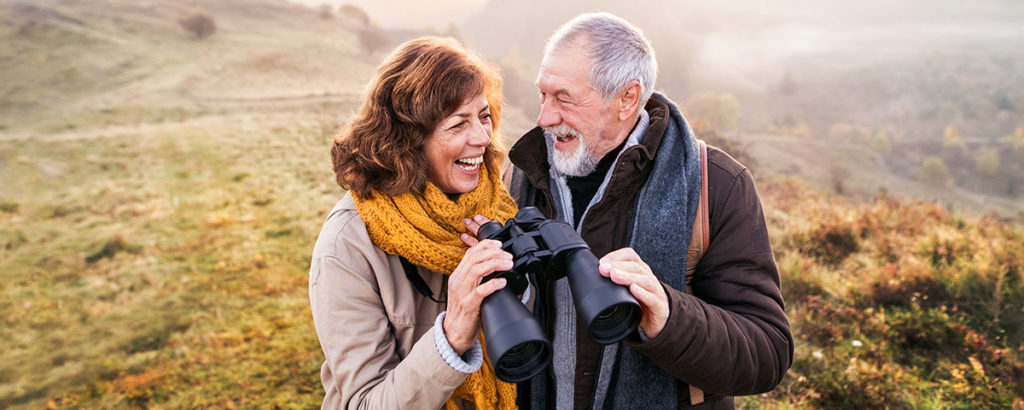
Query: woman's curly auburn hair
331 37 504 198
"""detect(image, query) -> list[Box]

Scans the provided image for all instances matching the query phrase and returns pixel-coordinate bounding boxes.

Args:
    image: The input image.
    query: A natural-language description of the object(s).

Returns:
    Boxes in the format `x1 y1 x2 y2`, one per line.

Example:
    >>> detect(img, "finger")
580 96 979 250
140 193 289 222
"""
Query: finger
460 232 479 247
461 239 504 262
453 254 513 287
600 258 648 277
600 259 648 282
629 282 661 308
604 264 649 287
474 277 507 298
464 215 493 237
599 247 642 264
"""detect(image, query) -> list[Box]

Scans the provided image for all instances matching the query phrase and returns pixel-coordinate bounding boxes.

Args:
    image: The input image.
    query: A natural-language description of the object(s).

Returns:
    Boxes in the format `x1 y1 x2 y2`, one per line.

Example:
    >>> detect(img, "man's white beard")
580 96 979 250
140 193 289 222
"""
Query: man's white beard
545 125 597 177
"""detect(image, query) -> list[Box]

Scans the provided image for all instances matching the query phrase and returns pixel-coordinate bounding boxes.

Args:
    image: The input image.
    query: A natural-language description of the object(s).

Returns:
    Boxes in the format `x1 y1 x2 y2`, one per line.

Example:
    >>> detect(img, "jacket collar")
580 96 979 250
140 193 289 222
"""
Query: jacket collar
508 93 672 192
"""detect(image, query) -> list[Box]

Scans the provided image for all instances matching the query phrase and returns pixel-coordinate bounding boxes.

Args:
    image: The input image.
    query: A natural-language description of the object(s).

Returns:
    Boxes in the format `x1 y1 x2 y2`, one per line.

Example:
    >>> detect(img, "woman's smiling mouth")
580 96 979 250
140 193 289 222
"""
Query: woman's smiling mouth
455 155 483 171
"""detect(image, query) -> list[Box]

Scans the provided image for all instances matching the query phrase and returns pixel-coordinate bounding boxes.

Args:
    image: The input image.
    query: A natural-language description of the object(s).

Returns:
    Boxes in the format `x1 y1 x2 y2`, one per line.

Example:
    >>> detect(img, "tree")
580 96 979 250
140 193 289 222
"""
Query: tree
974 148 1000 176
778 70 798 95
1006 126 1024 152
868 129 892 155
914 156 951 186
829 160 851 194
338 4 370 28
179 10 216 40
942 124 966 152
318 4 334 19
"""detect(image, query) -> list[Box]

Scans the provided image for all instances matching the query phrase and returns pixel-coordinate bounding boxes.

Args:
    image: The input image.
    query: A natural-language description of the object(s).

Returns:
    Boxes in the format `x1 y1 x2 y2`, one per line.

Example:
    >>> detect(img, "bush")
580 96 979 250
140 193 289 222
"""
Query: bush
338 4 369 27
914 156 950 186
317 4 333 19
179 10 216 40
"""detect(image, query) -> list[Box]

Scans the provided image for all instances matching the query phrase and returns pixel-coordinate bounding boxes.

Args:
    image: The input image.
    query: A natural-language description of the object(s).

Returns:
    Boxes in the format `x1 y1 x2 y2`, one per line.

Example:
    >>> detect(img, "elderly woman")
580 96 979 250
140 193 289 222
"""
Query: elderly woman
309 37 518 409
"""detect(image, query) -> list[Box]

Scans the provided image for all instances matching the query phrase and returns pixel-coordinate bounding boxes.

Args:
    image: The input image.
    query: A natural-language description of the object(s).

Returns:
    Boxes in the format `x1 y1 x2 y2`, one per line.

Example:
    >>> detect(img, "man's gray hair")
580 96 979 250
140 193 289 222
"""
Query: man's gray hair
544 12 658 105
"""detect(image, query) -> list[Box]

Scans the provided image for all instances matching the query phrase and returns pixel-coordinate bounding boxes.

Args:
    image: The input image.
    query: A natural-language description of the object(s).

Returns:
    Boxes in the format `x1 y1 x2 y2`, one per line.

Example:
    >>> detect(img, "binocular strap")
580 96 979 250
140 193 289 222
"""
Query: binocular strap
399 256 447 304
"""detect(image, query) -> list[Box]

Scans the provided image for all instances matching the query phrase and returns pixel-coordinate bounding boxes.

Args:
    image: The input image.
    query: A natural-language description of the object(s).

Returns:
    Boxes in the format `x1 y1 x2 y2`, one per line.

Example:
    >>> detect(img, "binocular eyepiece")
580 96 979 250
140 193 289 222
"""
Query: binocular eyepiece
477 207 642 382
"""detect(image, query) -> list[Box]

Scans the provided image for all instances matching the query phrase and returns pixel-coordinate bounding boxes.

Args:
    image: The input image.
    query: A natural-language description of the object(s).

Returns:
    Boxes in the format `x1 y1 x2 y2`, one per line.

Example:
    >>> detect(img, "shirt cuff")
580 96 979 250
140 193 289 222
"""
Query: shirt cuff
636 326 652 342
433 312 484 374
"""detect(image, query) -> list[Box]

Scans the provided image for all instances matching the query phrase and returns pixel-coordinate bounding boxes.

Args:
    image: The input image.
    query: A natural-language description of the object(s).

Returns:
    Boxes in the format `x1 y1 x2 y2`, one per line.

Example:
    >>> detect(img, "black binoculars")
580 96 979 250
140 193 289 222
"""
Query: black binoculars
477 207 642 382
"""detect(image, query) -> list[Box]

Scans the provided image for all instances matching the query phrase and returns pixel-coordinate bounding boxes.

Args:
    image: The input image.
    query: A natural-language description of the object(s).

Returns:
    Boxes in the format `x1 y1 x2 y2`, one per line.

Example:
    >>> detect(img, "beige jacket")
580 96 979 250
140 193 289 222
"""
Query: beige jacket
309 193 473 409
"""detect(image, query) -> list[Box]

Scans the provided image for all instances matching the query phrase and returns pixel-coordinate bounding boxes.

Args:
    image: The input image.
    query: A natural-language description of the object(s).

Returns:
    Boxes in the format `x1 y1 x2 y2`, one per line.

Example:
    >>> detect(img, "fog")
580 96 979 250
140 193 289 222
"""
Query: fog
295 0 1024 133
288 0 1024 209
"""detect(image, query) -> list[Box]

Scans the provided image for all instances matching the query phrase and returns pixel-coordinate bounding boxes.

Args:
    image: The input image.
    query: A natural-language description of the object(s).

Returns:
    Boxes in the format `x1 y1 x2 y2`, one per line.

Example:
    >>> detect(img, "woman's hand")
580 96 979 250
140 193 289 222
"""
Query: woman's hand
460 215 492 247
443 238 512 355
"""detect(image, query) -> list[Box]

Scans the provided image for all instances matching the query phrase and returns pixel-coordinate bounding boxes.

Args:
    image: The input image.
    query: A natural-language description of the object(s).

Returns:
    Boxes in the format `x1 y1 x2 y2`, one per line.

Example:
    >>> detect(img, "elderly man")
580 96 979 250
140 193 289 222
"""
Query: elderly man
501 12 793 409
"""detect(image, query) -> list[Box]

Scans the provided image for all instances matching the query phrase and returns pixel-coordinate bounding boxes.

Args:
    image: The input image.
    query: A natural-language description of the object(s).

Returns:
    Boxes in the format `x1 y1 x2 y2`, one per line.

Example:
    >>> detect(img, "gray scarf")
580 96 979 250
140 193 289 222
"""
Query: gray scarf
604 93 702 409
510 93 702 409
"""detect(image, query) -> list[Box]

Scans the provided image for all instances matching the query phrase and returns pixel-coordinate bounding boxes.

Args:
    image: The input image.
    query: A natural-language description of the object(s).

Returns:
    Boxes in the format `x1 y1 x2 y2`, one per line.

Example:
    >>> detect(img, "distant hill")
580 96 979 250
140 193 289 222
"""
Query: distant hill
0 0 378 134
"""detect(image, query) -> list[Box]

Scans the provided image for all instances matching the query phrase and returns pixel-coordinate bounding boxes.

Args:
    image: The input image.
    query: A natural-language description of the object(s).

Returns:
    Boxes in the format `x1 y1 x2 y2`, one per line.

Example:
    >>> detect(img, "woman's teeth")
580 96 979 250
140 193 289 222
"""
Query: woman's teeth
455 156 483 171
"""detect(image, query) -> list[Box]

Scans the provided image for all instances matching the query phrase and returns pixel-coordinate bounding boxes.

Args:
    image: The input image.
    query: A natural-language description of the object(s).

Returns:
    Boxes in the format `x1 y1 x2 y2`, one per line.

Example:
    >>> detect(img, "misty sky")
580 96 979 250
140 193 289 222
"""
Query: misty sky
289 0 1024 90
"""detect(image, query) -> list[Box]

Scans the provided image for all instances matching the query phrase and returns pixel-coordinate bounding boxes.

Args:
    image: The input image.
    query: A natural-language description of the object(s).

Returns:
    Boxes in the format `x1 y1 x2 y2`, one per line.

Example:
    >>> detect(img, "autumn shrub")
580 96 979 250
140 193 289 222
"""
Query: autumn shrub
179 10 216 40
750 178 1024 409
788 217 860 265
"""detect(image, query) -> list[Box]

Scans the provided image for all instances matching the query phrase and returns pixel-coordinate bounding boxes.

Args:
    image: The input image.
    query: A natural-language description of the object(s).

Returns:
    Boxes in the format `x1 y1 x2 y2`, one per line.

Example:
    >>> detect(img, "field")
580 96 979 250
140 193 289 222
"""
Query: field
2 0 1023 408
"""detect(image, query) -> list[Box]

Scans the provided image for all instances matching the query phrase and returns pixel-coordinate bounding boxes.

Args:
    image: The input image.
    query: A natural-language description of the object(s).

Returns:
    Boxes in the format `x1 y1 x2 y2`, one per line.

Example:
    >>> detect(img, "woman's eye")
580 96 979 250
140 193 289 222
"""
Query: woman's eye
449 121 467 131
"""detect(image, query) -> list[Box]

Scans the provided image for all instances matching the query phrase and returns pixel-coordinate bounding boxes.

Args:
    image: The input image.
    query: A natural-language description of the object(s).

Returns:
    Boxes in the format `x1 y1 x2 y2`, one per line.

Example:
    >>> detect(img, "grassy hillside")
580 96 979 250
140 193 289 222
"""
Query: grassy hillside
0 0 373 134
1 113 336 408
743 180 1024 408
0 0 368 407
2 0 1023 408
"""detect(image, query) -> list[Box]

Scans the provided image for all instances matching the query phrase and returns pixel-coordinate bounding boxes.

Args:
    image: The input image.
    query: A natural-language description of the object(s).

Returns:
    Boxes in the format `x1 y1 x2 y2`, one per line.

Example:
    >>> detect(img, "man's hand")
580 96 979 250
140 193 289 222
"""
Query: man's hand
599 248 669 338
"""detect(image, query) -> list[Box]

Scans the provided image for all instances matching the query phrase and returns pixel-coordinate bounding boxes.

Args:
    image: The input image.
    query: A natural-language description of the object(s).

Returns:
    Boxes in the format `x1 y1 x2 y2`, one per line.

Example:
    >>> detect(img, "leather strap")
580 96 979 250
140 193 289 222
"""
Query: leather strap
684 139 709 405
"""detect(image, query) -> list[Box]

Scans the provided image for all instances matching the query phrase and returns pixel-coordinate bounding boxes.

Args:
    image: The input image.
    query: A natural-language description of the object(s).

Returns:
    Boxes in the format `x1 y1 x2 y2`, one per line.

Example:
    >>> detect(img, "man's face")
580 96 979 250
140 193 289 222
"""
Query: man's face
536 40 621 177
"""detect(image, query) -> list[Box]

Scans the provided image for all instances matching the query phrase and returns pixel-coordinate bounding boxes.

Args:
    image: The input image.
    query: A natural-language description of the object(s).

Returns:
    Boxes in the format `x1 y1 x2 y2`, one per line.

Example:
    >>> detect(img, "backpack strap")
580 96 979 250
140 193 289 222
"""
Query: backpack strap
684 139 709 406
685 139 710 294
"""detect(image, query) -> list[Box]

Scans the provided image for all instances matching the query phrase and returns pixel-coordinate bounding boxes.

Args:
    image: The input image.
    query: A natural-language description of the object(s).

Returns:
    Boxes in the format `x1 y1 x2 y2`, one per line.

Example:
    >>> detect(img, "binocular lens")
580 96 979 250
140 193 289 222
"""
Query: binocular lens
588 302 642 343
495 340 550 381
481 288 552 382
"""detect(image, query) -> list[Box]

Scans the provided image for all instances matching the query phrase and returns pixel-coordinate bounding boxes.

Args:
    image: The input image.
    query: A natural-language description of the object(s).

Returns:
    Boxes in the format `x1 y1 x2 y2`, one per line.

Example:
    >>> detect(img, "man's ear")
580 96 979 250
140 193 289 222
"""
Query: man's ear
618 80 642 121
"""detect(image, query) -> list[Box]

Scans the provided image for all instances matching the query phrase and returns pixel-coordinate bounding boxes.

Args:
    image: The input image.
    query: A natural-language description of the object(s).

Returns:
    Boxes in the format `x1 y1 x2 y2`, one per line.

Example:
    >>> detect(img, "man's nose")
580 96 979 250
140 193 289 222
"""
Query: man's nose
537 98 561 128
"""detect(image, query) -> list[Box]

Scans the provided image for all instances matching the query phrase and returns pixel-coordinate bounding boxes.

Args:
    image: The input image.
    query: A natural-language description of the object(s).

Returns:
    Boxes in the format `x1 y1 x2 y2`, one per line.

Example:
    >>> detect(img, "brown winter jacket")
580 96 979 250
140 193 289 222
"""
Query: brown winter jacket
505 95 793 409
308 193 477 409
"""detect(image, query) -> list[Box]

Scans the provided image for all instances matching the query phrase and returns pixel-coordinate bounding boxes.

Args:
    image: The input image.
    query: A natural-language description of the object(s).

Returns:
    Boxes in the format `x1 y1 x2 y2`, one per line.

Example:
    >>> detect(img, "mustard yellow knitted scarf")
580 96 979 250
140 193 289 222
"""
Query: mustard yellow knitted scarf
353 163 518 410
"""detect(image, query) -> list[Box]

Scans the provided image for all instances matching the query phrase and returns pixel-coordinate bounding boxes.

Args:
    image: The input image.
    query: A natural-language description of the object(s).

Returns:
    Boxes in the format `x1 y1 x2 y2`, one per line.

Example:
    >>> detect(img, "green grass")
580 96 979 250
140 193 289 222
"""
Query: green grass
0 112 339 408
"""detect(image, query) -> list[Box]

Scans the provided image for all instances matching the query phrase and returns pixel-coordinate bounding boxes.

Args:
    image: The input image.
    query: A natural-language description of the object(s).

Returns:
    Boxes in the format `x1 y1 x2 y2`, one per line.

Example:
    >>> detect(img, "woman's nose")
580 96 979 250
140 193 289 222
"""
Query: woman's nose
469 121 491 146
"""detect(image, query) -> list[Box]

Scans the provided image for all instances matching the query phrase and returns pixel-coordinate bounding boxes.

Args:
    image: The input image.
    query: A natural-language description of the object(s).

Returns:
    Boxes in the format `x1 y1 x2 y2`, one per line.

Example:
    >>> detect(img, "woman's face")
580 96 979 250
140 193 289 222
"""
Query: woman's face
424 92 493 194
